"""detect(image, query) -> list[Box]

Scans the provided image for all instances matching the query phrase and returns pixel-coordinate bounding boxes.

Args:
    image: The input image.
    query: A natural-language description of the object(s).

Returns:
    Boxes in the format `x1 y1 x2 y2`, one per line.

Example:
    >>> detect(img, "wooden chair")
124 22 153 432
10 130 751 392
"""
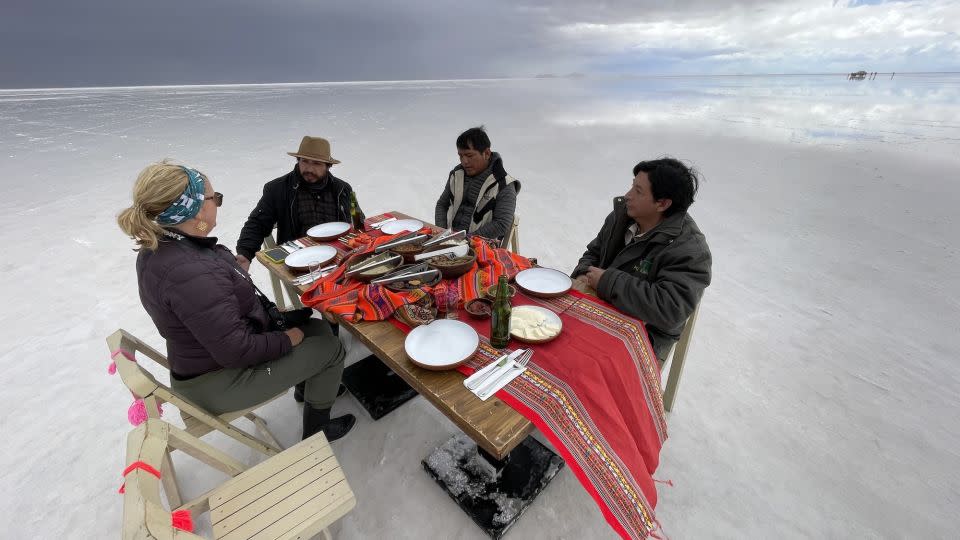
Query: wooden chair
122 419 355 539
661 304 700 412
504 216 520 254
107 329 286 508
262 234 304 309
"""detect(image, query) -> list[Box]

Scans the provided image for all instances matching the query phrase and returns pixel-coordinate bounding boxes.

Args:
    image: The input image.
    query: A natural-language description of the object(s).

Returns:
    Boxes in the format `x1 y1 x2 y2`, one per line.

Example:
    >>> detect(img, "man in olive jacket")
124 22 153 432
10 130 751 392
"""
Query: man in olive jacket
235 136 363 271
572 158 712 363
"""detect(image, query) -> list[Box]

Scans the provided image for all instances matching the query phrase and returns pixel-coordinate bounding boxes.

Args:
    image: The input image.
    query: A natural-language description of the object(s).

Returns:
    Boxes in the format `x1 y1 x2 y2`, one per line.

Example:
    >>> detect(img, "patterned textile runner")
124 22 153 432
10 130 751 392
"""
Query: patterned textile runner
299 214 533 321
393 291 668 540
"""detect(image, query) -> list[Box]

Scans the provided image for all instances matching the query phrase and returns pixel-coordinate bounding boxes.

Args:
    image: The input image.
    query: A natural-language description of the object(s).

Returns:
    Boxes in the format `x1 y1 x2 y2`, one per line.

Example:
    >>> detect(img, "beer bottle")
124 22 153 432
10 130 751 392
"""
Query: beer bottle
349 191 365 231
490 275 512 349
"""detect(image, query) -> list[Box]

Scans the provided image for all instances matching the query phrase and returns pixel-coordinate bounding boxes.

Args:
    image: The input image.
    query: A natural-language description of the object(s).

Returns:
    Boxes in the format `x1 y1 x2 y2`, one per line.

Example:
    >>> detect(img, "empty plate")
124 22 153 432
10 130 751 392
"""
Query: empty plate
380 219 424 235
510 305 563 344
404 319 479 370
306 221 351 241
284 245 338 269
514 267 573 298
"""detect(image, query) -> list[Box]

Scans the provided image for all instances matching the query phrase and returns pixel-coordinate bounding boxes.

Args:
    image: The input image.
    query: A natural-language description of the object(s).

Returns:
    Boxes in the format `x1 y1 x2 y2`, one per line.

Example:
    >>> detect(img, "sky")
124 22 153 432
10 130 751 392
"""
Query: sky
1 0 957 88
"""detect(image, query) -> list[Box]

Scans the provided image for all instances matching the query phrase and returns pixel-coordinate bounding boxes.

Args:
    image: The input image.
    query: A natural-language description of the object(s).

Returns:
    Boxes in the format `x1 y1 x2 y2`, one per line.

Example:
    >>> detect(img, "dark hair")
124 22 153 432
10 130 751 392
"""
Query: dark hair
632 157 700 217
456 126 491 152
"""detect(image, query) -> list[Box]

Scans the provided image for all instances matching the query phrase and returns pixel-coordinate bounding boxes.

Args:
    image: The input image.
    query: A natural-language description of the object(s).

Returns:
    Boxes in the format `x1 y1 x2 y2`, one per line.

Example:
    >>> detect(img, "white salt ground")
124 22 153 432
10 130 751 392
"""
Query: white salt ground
0 76 958 539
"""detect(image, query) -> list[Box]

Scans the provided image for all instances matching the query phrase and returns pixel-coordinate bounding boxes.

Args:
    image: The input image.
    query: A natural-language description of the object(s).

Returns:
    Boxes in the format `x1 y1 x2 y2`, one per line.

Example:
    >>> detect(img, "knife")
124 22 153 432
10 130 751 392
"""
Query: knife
374 233 429 253
423 229 467 248
345 253 401 276
370 268 439 285
464 349 525 391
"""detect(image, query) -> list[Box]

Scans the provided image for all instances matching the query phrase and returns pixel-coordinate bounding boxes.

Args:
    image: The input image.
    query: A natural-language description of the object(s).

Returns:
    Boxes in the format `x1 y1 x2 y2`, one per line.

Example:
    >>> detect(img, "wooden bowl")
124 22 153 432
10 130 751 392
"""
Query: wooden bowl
393 302 438 327
346 252 402 283
426 249 477 280
390 242 427 264
484 283 518 300
464 298 493 319
385 264 443 292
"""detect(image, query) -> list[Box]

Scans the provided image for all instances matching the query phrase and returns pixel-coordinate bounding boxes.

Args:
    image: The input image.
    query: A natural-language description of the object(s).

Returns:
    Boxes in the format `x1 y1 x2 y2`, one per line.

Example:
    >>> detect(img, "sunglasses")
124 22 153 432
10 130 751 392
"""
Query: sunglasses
205 192 223 207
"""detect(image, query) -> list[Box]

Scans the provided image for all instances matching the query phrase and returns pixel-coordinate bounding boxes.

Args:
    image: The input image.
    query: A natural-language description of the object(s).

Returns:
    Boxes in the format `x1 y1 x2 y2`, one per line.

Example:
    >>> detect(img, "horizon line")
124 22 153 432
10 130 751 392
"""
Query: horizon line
2 71 958 92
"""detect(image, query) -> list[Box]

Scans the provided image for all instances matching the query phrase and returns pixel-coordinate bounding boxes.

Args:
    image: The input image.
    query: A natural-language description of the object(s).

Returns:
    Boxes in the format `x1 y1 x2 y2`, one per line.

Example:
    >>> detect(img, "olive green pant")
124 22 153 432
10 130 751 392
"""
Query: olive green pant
171 319 345 414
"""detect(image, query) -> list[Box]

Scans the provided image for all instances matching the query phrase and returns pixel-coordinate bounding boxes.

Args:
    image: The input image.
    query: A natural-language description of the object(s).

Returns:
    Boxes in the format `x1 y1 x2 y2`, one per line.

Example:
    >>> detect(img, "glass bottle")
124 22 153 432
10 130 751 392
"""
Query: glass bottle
490 275 512 349
349 191 365 231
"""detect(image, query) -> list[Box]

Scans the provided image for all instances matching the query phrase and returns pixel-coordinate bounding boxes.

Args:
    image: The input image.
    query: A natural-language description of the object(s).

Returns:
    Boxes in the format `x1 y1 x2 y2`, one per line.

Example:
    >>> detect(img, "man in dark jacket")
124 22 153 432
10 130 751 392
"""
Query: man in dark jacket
235 136 364 270
435 126 520 242
572 158 712 363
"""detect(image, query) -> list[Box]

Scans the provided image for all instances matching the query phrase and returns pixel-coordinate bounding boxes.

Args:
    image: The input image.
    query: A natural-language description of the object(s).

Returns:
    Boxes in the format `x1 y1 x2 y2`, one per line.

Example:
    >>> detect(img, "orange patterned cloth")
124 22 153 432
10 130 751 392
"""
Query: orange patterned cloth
300 233 532 322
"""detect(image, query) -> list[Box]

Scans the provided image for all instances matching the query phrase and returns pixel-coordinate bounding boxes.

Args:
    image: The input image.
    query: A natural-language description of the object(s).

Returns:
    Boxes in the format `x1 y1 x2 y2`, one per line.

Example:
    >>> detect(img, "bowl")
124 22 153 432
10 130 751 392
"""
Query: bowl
346 252 402 283
385 264 443 292
426 249 477 279
390 242 426 263
484 283 517 300
393 302 438 327
464 298 493 319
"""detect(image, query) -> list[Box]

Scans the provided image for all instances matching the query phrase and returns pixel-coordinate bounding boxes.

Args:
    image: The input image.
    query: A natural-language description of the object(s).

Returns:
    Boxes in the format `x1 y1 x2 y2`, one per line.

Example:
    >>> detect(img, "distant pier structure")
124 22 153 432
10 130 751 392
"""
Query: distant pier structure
847 70 888 80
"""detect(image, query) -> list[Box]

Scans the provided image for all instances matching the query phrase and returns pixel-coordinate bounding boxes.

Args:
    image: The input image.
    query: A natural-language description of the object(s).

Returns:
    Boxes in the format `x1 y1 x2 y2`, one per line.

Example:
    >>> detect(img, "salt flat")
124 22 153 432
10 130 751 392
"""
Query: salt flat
1 75 958 539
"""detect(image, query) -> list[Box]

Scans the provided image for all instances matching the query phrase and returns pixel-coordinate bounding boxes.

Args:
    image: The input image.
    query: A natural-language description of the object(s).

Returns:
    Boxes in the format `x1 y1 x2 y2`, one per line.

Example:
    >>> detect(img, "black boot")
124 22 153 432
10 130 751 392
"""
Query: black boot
302 405 356 442
296 383 346 403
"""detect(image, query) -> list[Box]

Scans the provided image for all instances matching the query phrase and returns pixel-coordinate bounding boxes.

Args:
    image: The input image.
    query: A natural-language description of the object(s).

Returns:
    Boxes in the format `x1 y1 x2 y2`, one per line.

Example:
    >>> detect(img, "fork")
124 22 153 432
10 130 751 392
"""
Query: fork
465 349 525 391
476 349 533 399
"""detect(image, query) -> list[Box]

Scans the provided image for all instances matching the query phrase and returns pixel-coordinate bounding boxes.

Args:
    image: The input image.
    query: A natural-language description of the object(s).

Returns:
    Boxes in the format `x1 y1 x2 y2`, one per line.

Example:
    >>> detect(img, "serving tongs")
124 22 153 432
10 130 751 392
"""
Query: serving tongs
345 252 402 277
422 229 466 248
370 262 440 285
374 231 429 253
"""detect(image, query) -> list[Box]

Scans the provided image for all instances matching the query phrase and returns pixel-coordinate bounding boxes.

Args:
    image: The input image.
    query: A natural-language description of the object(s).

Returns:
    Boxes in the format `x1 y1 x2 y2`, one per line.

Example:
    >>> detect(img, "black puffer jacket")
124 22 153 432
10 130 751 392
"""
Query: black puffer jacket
573 198 712 361
137 232 292 377
235 166 360 261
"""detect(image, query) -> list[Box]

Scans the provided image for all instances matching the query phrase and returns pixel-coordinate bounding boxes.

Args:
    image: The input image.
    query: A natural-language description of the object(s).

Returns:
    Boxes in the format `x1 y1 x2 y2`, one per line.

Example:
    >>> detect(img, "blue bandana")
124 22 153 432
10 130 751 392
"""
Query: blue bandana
156 167 206 225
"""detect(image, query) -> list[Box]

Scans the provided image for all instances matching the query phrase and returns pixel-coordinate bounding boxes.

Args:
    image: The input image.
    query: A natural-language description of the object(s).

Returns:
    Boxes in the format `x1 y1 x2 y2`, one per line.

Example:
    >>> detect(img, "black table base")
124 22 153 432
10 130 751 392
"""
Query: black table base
341 354 418 420
422 433 564 539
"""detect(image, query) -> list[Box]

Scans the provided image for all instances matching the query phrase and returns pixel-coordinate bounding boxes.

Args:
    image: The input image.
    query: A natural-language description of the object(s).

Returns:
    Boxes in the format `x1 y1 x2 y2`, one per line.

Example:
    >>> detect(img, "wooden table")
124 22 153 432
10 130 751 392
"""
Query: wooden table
256 213 534 460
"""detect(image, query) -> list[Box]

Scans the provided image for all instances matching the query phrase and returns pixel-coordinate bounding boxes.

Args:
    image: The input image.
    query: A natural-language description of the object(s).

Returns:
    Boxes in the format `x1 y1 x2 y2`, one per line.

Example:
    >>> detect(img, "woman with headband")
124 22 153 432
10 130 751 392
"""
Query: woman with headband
117 161 355 442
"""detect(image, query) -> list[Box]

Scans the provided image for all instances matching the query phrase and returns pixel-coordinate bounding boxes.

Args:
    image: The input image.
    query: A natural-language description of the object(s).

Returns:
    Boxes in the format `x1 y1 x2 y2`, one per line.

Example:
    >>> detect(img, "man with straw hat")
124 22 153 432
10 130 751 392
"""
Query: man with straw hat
235 136 364 270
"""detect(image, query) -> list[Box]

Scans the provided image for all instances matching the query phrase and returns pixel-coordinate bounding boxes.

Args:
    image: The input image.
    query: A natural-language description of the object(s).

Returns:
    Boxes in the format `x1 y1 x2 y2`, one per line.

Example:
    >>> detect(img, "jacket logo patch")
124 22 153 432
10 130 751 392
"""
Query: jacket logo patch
633 259 652 275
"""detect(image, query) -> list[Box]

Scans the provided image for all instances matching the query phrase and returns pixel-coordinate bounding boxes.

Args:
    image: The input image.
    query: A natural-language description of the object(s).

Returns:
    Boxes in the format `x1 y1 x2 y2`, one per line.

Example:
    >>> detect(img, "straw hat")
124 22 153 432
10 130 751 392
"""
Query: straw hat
287 136 341 164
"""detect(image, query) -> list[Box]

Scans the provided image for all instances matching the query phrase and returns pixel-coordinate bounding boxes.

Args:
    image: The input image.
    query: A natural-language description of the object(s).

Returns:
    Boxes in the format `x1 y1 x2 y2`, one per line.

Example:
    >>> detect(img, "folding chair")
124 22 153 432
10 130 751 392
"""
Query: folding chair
122 419 355 539
263 234 304 309
504 216 520 254
107 329 286 507
661 304 700 412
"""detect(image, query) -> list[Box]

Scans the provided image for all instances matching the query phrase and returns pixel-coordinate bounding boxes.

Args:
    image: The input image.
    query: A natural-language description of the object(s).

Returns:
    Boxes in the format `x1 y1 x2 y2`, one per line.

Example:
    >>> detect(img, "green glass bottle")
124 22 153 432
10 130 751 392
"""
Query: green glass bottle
490 275 512 349
349 191 365 231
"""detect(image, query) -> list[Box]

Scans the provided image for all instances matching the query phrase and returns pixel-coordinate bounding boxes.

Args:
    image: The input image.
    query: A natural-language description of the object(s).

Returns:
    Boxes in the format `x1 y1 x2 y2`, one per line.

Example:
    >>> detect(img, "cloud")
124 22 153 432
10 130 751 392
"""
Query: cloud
0 0 956 87
548 0 960 73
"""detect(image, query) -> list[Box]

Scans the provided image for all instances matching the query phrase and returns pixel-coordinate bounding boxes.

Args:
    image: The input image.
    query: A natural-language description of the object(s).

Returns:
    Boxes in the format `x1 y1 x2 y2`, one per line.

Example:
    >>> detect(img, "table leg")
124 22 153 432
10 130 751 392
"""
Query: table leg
341 354 419 420
422 433 564 539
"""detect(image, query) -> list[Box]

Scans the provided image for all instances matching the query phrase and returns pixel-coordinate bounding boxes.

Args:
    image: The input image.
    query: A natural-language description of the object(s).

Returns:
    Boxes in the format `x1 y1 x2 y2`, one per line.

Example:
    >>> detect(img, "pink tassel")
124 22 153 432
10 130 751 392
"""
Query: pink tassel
653 478 674 487
127 399 162 426
107 361 117 375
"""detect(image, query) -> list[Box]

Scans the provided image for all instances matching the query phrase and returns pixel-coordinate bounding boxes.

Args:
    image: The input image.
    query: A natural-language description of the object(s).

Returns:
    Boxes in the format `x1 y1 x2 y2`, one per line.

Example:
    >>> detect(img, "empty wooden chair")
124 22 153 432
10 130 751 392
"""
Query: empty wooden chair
122 419 355 540
107 329 286 507
661 304 700 412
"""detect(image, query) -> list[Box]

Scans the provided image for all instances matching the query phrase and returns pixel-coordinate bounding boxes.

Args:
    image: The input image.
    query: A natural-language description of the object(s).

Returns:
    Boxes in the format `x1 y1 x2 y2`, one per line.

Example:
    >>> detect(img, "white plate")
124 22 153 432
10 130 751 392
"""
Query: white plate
306 221 351 240
283 245 338 269
510 305 563 344
380 219 424 235
404 319 479 371
514 267 573 298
